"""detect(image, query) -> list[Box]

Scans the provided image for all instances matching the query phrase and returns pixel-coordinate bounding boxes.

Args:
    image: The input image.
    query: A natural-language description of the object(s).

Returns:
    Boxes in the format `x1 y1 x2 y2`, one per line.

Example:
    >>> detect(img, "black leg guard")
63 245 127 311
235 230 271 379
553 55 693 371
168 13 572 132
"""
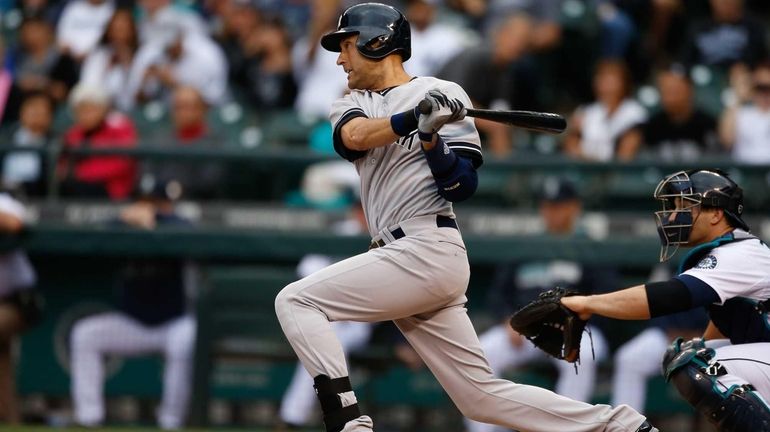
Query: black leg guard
313 375 361 432
670 364 770 432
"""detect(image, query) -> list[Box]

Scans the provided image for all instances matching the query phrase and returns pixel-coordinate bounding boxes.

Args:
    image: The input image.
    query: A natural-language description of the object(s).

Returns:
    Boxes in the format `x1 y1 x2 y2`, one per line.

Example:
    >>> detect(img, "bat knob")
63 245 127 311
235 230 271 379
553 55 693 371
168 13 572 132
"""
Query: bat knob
418 99 432 115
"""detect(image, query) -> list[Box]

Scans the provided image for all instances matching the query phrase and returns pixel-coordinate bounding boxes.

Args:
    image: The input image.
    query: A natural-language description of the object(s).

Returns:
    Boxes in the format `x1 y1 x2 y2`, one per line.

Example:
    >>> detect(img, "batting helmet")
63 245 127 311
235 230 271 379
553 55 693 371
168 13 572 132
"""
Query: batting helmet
320 2 411 61
653 169 749 261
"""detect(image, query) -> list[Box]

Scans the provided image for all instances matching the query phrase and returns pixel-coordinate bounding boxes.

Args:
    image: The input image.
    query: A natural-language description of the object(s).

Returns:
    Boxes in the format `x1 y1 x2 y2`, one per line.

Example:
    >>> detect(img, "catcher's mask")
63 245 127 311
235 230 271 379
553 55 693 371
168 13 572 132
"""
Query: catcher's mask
653 169 748 262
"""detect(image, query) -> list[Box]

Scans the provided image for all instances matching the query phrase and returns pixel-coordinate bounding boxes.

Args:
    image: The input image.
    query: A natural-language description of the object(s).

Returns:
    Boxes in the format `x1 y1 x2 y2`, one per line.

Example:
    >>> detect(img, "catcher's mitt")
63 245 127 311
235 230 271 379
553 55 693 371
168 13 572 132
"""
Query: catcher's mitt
508 287 589 363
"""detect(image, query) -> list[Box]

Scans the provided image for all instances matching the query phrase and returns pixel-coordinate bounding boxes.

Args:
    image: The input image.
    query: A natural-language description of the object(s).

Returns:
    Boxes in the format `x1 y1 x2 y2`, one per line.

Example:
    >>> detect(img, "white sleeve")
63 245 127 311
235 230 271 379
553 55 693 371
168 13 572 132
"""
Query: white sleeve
680 246 765 304
198 44 228 106
55 4 77 48
123 44 162 110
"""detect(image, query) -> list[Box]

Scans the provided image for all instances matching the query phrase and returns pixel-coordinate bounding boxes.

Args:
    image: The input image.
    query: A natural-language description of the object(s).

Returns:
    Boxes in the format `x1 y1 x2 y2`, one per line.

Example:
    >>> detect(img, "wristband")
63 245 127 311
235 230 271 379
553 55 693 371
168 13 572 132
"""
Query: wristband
390 107 419 136
418 131 434 142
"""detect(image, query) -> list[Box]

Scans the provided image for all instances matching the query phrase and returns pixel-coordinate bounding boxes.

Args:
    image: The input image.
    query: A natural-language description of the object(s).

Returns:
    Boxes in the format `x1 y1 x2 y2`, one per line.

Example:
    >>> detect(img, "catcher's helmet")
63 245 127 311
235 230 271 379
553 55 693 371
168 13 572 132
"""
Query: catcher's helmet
320 2 411 61
653 169 748 261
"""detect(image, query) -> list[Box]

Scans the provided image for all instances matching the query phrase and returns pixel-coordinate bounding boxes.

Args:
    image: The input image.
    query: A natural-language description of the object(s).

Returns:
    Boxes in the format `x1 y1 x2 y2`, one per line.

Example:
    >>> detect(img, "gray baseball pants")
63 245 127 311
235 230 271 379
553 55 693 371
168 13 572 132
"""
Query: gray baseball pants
275 215 648 432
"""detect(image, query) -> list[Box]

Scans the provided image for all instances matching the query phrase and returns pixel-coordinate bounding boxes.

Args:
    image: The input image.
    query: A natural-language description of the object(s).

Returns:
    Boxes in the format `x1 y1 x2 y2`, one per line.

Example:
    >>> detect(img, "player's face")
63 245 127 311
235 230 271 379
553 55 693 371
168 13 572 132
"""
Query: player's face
668 200 713 246
540 199 581 235
336 35 381 90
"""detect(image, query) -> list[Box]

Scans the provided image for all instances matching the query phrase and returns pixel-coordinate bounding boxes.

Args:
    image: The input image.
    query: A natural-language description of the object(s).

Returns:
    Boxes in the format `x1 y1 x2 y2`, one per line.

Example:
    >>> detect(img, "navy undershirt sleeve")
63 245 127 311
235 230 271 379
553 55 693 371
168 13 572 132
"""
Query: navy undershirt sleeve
645 276 720 317
674 274 721 307
422 137 478 202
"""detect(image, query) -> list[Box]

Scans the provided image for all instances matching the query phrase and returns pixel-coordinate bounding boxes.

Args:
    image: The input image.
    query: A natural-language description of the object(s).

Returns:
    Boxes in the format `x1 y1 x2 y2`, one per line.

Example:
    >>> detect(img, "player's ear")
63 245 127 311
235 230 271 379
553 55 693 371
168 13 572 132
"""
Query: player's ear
709 208 726 226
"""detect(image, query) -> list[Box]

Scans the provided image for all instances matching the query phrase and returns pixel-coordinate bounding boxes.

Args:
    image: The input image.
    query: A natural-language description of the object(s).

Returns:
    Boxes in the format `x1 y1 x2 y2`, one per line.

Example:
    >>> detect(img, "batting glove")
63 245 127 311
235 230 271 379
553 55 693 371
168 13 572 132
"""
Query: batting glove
418 90 465 141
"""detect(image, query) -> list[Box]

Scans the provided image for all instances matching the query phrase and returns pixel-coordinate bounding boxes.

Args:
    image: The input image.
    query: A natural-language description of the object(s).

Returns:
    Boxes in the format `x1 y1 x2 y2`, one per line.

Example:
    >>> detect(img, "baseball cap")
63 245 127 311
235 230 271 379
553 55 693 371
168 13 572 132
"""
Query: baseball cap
539 177 579 202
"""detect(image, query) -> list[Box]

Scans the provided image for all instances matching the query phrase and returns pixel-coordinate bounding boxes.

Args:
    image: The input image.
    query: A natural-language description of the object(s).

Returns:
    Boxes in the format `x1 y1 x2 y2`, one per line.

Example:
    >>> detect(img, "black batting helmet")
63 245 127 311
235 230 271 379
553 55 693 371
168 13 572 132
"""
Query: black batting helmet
320 2 411 61
653 169 749 261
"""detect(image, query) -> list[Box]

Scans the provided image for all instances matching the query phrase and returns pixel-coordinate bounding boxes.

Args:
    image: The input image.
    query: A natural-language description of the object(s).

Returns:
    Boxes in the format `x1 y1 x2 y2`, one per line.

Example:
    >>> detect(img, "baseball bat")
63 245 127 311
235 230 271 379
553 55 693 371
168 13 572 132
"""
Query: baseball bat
418 99 567 134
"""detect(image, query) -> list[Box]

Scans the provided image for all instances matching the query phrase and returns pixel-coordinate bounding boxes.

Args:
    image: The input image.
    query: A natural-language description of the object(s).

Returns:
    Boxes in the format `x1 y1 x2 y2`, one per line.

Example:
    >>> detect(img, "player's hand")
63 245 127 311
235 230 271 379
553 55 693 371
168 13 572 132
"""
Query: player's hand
560 295 592 320
417 89 465 137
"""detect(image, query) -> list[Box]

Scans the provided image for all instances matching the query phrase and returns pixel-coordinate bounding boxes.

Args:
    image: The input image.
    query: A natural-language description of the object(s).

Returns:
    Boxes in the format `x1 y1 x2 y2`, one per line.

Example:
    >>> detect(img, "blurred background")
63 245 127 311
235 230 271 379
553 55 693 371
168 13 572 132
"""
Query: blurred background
0 0 768 430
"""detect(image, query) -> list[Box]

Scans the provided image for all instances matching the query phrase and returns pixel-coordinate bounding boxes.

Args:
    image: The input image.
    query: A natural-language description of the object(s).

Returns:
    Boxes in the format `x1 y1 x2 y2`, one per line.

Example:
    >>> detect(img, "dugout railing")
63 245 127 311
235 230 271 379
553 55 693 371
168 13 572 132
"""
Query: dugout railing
1 143 769 211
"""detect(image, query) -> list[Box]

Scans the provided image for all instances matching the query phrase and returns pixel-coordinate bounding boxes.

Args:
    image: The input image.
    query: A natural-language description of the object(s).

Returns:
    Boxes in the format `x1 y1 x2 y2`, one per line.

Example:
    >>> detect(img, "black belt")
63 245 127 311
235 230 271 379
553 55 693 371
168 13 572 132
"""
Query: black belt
369 215 458 250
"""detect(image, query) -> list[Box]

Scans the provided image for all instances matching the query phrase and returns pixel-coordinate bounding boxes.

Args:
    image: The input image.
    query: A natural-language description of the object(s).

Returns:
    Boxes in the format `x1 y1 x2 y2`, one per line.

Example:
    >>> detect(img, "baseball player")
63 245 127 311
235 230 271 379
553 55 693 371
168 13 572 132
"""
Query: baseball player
562 169 770 431
274 3 656 432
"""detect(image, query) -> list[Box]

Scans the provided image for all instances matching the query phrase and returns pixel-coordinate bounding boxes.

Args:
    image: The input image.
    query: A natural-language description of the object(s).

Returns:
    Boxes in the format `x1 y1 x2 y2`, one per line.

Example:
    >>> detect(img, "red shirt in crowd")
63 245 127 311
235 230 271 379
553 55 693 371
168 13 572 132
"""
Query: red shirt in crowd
61 112 138 200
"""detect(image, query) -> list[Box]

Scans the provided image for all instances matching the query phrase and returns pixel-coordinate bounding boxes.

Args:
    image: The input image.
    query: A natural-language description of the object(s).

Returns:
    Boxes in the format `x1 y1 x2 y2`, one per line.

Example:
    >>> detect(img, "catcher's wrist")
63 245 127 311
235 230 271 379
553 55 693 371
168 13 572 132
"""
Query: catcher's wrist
390 108 420 137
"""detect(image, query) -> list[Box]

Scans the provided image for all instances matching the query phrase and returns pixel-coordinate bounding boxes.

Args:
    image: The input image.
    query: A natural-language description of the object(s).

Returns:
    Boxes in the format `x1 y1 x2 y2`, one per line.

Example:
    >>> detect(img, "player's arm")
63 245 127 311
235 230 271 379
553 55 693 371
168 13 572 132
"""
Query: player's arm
417 91 480 202
338 117 402 152
561 285 651 320
562 276 720 320
333 104 423 158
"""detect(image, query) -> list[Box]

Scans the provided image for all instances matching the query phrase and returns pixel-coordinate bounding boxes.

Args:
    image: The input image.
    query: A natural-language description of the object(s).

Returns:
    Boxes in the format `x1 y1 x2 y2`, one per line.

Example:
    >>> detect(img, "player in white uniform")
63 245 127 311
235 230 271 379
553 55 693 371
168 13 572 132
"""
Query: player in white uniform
275 3 656 432
563 169 770 431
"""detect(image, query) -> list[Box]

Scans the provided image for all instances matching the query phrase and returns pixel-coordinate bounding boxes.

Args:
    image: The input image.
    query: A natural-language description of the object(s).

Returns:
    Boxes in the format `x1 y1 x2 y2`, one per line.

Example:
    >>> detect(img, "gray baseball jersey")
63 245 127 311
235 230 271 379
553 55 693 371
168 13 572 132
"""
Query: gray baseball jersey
330 77 481 237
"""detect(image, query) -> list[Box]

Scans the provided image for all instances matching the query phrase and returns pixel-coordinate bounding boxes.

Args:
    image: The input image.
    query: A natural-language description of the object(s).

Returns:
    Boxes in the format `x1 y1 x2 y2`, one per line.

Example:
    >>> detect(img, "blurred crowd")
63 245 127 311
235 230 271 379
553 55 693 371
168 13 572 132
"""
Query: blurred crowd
0 0 766 201
0 1 769 428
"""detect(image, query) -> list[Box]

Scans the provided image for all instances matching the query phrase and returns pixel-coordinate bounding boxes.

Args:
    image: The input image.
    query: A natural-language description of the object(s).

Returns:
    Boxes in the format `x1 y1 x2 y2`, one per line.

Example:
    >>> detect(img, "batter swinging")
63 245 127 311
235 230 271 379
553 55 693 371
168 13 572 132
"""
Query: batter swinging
275 3 656 432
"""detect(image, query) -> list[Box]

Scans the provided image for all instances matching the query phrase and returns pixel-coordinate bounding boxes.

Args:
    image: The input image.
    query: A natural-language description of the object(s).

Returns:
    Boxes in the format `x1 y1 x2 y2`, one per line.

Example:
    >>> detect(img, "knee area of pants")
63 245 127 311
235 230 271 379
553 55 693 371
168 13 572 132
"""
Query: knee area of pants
70 319 99 347
275 283 306 320
274 286 294 315
165 337 194 360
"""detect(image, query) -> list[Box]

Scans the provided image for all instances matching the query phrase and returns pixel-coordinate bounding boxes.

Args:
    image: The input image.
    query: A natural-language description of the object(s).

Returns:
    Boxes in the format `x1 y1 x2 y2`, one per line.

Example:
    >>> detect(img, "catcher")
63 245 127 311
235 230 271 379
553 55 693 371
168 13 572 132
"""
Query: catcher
512 169 770 432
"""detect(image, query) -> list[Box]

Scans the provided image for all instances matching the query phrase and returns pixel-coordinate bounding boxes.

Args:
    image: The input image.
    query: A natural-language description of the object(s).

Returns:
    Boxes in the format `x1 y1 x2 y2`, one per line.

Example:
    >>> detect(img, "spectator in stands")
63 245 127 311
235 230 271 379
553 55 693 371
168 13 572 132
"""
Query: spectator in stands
58 83 137 200
611 265 709 413
1 92 54 196
595 1 637 60
681 0 768 70
217 1 297 109
70 178 196 430
79 8 140 113
464 177 614 432
136 0 207 45
625 63 720 162
55 0 115 61
563 59 647 161
403 0 471 78
12 15 79 104
458 0 562 51
0 192 41 425
643 0 709 62
720 60 770 164
125 24 228 109
17 0 62 24
438 13 539 158
0 38 24 127
142 85 225 199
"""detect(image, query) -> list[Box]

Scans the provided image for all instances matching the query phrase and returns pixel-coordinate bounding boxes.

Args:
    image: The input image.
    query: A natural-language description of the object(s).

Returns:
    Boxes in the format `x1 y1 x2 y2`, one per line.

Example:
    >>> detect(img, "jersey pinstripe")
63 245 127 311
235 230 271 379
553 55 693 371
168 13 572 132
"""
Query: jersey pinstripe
330 76 482 237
